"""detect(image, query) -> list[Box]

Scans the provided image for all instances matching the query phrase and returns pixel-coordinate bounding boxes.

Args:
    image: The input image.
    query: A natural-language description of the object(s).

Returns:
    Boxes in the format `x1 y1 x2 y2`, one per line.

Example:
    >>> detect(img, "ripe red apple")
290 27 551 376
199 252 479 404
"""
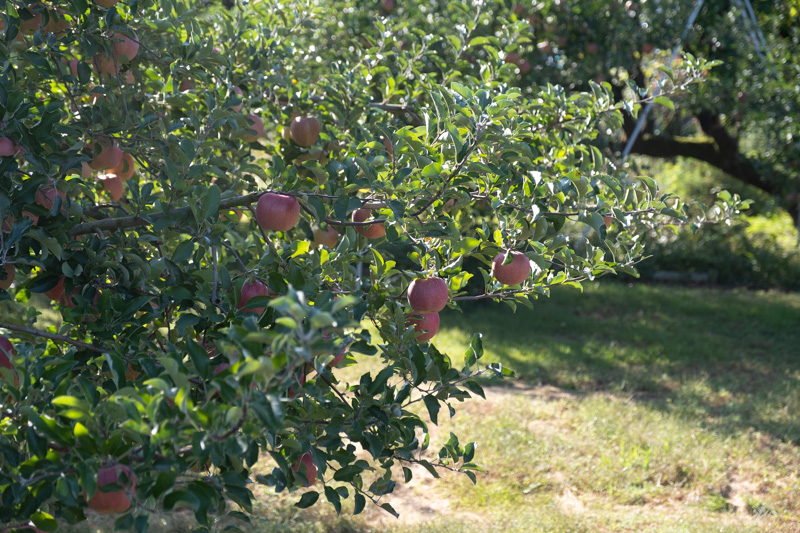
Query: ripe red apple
519 59 532 74
86 464 136 514
35 184 66 210
641 42 654 54
407 277 448 313
19 7 43 35
406 311 440 342
0 337 15 365
98 173 124 201
121 70 135 84
0 263 15 290
178 79 195 92
289 116 322 147
380 0 396 13
231 86 244 112
0 336 18 386
45 8 69 34
0 137 16 157
330 345 346 367
292 452 317 487
93 53 117 77
238 279 269 314
93 0 119 8
44 276 66 301
492 251 531 285
109 31 139 62
61 58 80 78
504 52 521 65
537 40 553 54
242 113 264 142
90 138 123 170
351 208 386 239
110 153 136 180
256 193 300 232
585 42 599 55
312 225 339 248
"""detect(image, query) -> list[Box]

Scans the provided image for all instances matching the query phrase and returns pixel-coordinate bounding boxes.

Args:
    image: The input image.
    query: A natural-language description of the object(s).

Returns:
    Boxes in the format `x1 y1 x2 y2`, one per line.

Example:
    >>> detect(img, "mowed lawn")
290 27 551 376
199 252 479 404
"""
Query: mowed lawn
67 282 800 532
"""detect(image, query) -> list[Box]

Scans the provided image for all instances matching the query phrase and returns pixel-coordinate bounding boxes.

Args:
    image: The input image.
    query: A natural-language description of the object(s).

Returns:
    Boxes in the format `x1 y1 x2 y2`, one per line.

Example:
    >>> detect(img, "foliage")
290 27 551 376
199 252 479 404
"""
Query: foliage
634 158 800 290
0 0 744 531
320 0 800 221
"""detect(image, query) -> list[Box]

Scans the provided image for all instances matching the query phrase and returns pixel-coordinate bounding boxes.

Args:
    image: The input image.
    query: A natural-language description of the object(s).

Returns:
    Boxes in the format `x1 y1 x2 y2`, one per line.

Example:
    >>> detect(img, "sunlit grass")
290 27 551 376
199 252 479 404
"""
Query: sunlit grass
61 282 800 532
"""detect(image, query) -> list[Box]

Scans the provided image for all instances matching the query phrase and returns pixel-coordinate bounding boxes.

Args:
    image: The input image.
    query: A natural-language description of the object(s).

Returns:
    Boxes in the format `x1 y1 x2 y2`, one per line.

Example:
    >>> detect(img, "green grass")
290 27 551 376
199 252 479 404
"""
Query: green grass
64 283 800 532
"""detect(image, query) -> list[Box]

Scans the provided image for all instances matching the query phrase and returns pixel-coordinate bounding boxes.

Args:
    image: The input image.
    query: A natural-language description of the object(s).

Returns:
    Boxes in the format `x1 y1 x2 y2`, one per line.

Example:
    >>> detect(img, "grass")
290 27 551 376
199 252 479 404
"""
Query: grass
61 282 800 532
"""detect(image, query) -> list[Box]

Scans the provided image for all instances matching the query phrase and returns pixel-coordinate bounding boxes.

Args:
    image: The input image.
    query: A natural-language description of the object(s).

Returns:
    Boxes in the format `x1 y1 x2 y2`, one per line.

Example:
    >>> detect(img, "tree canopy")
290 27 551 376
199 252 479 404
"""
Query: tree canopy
0 1 745 531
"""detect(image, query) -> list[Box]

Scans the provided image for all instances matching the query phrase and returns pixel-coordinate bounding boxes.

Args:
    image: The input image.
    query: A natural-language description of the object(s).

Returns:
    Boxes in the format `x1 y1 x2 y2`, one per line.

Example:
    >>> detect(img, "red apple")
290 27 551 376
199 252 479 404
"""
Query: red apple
504 52 521 65
212 362 230 376
89 138 123 170
289 116 322 147
242 113 264 142
19 8 43 35
351 208 385 239
312 225 339 248
256 193 300 232
0 336 18 387
110 153 136 180
179 79 195 92
35 185 66 210
109 31 139 62
519 59 532 74
61 58 80 78
292 452 317 487
492 251 531 285
0 263 15 290
585 42 599 55
641 42 654 54
513 3 525 16
0 137 16 157
406 311 440 342
380 0 396 14
238 279 269 314
231 86 244 112
98 174 124 201
93 53 117 77
45 8 69 34
44 276 66 301
0 337 15 366
86 464 136 514
407 277 448 313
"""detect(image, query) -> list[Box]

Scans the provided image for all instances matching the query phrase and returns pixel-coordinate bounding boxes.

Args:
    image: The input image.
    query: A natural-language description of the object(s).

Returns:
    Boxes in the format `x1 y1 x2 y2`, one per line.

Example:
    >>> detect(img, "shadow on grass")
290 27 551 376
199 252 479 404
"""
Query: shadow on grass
439 281 800 444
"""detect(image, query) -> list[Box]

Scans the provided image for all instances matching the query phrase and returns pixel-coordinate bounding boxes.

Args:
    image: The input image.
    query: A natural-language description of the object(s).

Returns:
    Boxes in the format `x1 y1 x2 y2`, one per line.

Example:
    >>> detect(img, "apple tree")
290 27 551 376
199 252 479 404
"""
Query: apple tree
0 0 742 531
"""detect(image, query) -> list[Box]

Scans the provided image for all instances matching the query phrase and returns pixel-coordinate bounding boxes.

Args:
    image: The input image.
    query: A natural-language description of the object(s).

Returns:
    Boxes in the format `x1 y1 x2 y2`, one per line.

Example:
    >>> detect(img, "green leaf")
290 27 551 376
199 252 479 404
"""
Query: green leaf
324 486 342 515
201 184 221 221
295 491 319 508
423 395 440 425
353 492 366 515
31 511 59 532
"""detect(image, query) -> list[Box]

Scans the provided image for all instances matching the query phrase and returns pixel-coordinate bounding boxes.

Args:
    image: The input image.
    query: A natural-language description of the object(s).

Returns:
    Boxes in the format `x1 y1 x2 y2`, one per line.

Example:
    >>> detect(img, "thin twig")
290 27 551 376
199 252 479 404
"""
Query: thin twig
0 321 105 353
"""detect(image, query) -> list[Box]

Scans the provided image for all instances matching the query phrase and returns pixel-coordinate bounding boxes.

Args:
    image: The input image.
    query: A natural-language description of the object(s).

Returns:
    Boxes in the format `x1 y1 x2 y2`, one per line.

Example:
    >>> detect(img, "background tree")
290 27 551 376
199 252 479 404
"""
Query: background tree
0 1 738 532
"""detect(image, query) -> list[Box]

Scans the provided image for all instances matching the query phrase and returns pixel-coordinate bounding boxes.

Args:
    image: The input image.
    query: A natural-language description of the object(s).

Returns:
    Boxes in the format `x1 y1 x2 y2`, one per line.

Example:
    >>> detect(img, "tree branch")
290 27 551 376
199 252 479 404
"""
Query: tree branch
0 321 105 352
